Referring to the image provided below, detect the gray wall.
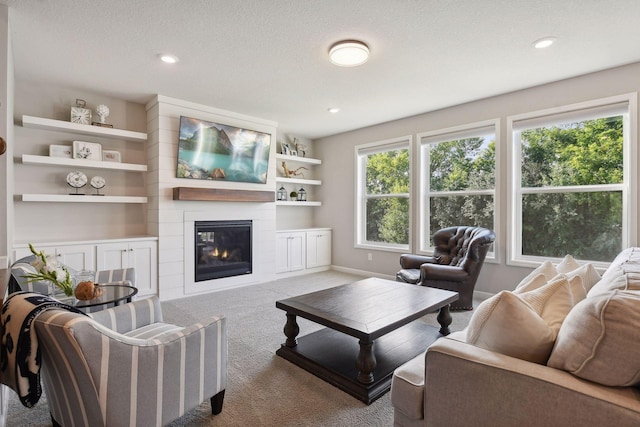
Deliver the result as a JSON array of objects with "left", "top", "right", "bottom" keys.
[{"left": 314, "top": 61, "right": 640, "bottom": 294}]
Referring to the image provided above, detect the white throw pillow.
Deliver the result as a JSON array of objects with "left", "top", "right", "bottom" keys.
[
  {"left": 564, "top": 263, "right": 601, "bottom": 294},
  {"left": 515, "top": 261, "right": 557, "bottom": 290},
  {"left": 548, "top": 290, "right": 640, "bottom": 387},
  {"left": 555, "top": 254, "right": 580, "bottom": 274},
  {"left": 466, "top": 276, "right": 574, "bottom": 364},
  {"left": 513, "top": 273, "right": 547, "bottom": 293},
  {"left": 466, "top": 291, "right": 555, "bottom": 364}
]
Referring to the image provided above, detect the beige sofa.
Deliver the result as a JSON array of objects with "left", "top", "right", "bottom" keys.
[{"left": 391, "top": 248, "right": 640, "bottom": 426}]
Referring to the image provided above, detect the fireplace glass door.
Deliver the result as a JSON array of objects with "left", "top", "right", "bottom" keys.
[{"left": 195, "top": 220, "right": 252, "bottom": 281}]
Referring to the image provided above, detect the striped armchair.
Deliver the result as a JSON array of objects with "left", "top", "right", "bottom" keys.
[{"left": 33, "top": 296, "right": 227, "bottom": 426}]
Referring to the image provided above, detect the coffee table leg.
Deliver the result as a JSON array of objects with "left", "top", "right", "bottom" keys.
[
  {"left": 356, "top": 340, "right": 376, "bottom": 384},
  {"left": 283, "top": 313, "right": 300, "bottom": 347},
  {"left": 437, "top": 305, "right": 452, "bottom": 336}
]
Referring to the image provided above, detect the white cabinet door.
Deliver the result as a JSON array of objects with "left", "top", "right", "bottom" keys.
[
  {"left": 306, "top": 230, "right": 331, "bottom": 268},
  {"left": 96, "top": 240, "right": 157, "bottom": 295},
  {"left": 54, "top": 244, "right": 95, "bottom": 272},
  {"left": 128, "top": 240, "right": 157, "bottom": 295},
  {"left": 276, "top": 232, "right": 306, "bottom": 273},
  {"left": 96, "top": 242, "right": 128, "bottom": 270}
]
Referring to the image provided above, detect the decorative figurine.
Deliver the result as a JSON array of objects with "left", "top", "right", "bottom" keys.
[{"left": 281, "top": 161, "right": 308, "bottom": 178}]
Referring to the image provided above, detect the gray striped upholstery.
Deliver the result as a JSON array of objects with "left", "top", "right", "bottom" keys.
[
  {"left": 32, "top": 296, "right": 227, "bottom": 426},
  {"left": 94, "top": 268, "right": 136, "bottom": 286}
]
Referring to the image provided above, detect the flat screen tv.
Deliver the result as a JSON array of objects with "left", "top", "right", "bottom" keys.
[{"left": 176, "top": 116, "right": 271, "bottom": 184}]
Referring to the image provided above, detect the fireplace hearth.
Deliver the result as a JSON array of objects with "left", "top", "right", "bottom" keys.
[{"left": 195, "top": 220, "right": 252, "bottom": 281}]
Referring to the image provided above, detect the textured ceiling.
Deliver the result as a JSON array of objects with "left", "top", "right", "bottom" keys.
[{"left": 4, "top": 0, "right": 640, "bottom": 139}]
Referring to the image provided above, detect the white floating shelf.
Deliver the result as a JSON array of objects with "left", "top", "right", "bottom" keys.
[
  {"left": 21, "top": 194, "right": 148, "bottom": 203},
  {"left": 22, "top": 115, "right": 147, "bottom": 142},
  {"left": 22, "top": 154, "right": 147, "bottom": 172},
  {"left": 275, "top": 201, "right": 322, "bottom": 206},
  {"left": 275, "top": 154, "right": 321, "bottom": 165},
  {"left": 275, "top": 177, "right": 322, "bottom": 186}
]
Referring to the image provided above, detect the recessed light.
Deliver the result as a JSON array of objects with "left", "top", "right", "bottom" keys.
[
  {"left": 533, "top": 37, "right": 556, "bottom": 49},
  {"left": 328, "top": 107, "right": 340, "bottom": 114},
  {"left": 159, "top": 54, "right": 179, "bottom": 64},
  {"left": 329, "top": 40, "right": 369, "bottom": 67}
]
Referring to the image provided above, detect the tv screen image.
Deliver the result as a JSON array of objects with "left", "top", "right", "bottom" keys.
[{"left": 176, "top": 116, "right": 271, "bottom": 184}]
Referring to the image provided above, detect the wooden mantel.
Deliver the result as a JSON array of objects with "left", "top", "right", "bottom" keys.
[{"left": 173, "top": 187, "right": 275, "bottom": 202}]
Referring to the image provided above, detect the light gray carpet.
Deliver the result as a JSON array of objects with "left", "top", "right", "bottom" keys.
[{"left": 5, "top": 271, "right": 478, "bottom": 426}]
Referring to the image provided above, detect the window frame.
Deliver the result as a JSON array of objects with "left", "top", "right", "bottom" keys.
[
  {"left": 354, "top": 135, "right": 412, "bottom": 253},
  {"left": 507, "top": 93, "right": 638, "bottom": 268},
  {"left": 417, "top": 119, "right": 499, "bottom": 259}
]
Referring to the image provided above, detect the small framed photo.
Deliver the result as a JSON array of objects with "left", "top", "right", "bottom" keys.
[
  {"left": 290, "top": 150, "right": 297, "bottom": 156},
  {"left": 281, "top": 142, "right": 291, "bottom": 155},
  {"left": 102, "top": 150, "right": 121, "bottom": 162},
  {"left": 49, "top": 144, "right": 73, "bottom": 158},
  {"left": 73, "top": 140, "right": 102, "bottom": 161}
]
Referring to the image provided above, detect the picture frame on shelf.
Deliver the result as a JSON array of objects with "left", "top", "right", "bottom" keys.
[
  {"left": 102, "top": 150, "right": 122, "bottom": 162},
  {"left": 281, "top": 142, "right": 291, "bottom": 155},
  {"left": 49, "top": 144, "right": 73, "bottom": 158},
  {"left": 290, "top": 150, "right": 298, "bottom": 156},
  {"left": 73, "top": 140, "right": 102, "bottom": 161}
]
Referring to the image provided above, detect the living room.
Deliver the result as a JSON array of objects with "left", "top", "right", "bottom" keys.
[{"left": 2, "top": 1, "right": 640, "bottom": 426}]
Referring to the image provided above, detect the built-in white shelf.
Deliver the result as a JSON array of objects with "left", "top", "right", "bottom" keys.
[
  {"left": 275, "top": 153, "right": 322, "bottom": 165},
  {"left": 21, "top": 194, "right": 148, "bottom": 203},
  {"left": 22, "top": 115, "right": 147, "bottom": 142},
  {"left": 22, "top": 154, "right": 147, "bottom": 172},
  {"left": 275, "top": 201, "right": 322, "bottom": 207},
  {"left": 275, "top": 177, "right": 322, "bottom": 186}
]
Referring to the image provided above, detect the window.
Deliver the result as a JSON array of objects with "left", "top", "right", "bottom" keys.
[
  {"left": 419, "top": 121, "right": 498, "bottom": 253},
  {"left": 355, "top": 136, "right": 411, "bottom": 251},
  {"left": 509, "top": 94, "right": 636, "bottom": 264}
]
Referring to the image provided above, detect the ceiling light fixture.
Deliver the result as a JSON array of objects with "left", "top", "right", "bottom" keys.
[
  {"left": 533, "top": 37, "right": 556, "bottom": 49},
  {"left": 328, "top": 107, "right": 340, "bottom": 114},
  {"left": 159, "top": 54, "right": 179, "bottom": 64},
  {"left": 329, "top": 40, "right": 370, "bottom": 67}
]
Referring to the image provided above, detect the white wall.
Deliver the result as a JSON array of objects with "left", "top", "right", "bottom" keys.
[{"left": 314, "top": 62, "right": 640, "bottom": 294}]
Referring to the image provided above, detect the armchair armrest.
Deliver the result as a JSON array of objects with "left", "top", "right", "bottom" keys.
[
  {"left": 399, "top": 253, "right": 438, "bottom": 269},
  {"left": 425, "top": 338, "right": 640, "bottom": 426},
  {"left": 420, "top": 263, "right": 469, "bottom": 282}
]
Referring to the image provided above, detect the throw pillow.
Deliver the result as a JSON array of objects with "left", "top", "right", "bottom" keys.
[
  {"left": 564, "top": 263, "right": 601, "bottom": 294},
  {"left": 512, "top": 273, "right": 547, "bottom": 293},
  {"left": 555, "top": 254, "right": 580, "bottom": 274},
  {"left": 466, "top": 291, "right": 555, "bottom": 364},
  {"left": 466, "top": 276, "right": 574, "bottom": 364},
  {"left": 548, "top": 290, "right": 640, "bottom": 387},
  {"left": 514, "top": 261, "right": 557, "bottom": 290}
]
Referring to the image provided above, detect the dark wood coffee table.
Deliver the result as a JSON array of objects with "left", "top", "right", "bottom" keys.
[{"left": 275, "top": 277, "right": 458, "bottom": 404}]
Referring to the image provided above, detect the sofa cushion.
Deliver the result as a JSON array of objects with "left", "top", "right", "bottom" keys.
[
  {"left": 588, "top": 270, "right": 640, "bottom": 297},
  {"left": 513, "top": 273, "right": 547, "bottom": 293},
  {"left": 548, "top": 290, "right": 640, "bottom": 387},
  {"left": 391, "top": 351, "right": 425, "bottom": 420},
  {"left": 466, "top": 276, "right": 574, "bottom": 364}
]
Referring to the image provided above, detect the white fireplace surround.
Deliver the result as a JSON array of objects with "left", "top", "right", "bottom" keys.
[{"left": 183, "top": 209, "right": 273, "bottom": 295}]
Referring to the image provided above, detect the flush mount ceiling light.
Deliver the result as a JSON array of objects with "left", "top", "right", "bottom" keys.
[
  {"left": 533, "top": 37, "right": 557, "bottom": 49},
  {"left": 328, "top": 107, "right": 340, "bottom": 114},
  {"left": 329, "top": 40, "right": 370, "bottom": 67},
  {"left": 159, "top": 53, "right": 179, "bottom": 64}
]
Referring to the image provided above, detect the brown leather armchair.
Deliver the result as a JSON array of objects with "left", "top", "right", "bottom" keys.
[{"left": 396, "top": 226, "right": 496, "bottom": 310}]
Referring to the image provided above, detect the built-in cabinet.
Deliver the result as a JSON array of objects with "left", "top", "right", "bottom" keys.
[
  {"left": 275, "top": 154, "right": 322, "bottom": 206},
  {"left": 13, "top": 238, "right": 158, "bottom": 296},
  {"left": 276, "top": 231, "right": 306, "bottom": 273},
  {"left": 276, "top": 228, "right": 331, "bottom": 275}
]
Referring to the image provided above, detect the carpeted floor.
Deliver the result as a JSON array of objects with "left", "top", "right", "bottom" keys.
[{"left": 4, "top": 271, "right": 477, "bottom": 426}]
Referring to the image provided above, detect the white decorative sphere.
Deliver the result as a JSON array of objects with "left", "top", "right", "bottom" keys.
[{"left": 95, "top": 104, "right": 110, "bottom": 123}]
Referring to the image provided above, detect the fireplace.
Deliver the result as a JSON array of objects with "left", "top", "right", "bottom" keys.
[{"left": 195, "top": 220, "right": 252, "bottom": 281}]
